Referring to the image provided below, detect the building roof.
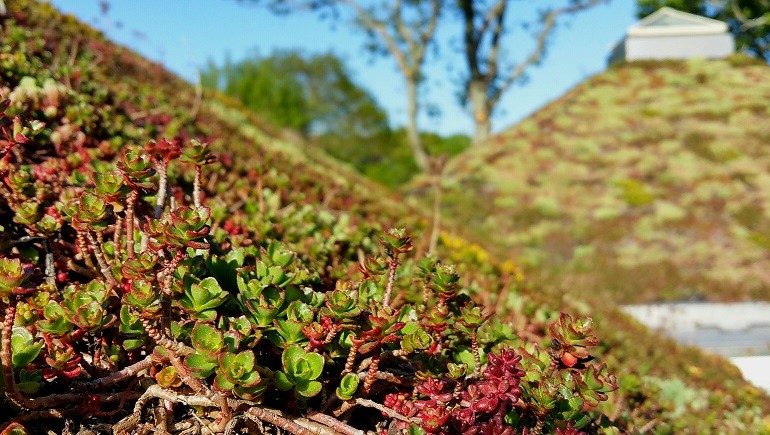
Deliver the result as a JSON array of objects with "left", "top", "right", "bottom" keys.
[{"left": 628, "top": 7, "right": 729, "bottom": 37}]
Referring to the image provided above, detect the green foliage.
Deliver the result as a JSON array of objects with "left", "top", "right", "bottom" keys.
[
  {"left": 615, "top": 178, "right": 655, "bottom": 206},
  {"left": 179, "top": 277, "right": 229, "bottom": 320},
  {"left": 202, "top": 53, "right": 311, "bottom": 131},
  {"left": 203, "top": 51, "right": 388, "bottom": 137},
  {"left": 636, "top": 0, "right": 705, "bottom": 17},
  {"left": 215, "top": 350, "right": 264, "bottom": 399},
  {"left": 203, "top": 51, "right": 470, "bottom": 187},
  {"left": 0, "top": 258, "right": 28, "bottom": 299},
  {"left": 274, "top": 345, "right": 325, "bottom": 398},
  {"left": 186, "top": 323, "right": 224, "bottom": 378},
  {"left": 11, "top": 327, "right": 43, "bottom": 368},
  {"left": 0, "top": 3, "right": 764, "bottom": 433},
  {"left": 335, "top": 372, "right": 360, "bottom": 400},
  {"left": 61, "top": 280, "right": 113, "bottom": 330},
  {"left": 323, "top": 128, "right": 471, "bottom": 187}
]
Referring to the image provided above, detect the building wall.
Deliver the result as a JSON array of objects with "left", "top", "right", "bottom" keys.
[{"left": 626, "top": 33, "right": 734, "bottom": 60}]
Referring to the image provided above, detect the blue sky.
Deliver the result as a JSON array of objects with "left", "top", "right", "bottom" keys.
[{"left": 49, "top": 0, "right": 637, "bottom": 136}]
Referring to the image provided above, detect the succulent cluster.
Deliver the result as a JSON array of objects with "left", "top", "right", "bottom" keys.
[
  {"left": 2, "top": 2, "right": 765, "bottom": 433},
  {"left": 0, "top": 94, "right": 617, "bottom": 433}
]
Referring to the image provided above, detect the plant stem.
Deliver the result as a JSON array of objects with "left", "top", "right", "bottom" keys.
[
  {"left": 112, "top": 215, "right": 122, "bottom": 258},
  {"left": 161, "top": 250, "right": 185, "bottom": 296},
  {"left": 193, "top": 165, "right": 202, "bottom": 208},
  {"left": 256, "top": 175, "right": 265, "bottom": 215},
  {"left": 139, "top": 318, "right": 191, "bottom": 355},
  {"left": 306, "top": 412, "right": 363, "bottom": 435},
  {"left": 78, "top": 355, "right": 153, "bottom": 389},
  {"left": 363, "top": 354, "right": 380, "bottom": 394},
  {"left": 66, "top": 259, "right": 97, "bottom": 278},
  {"left": 343, "top": 341, "right": 359, "bottom": 375},
  {"left": 354, "top": 398, "right": 417, "bottom": 423},
  {"left": 428, "top": 173, "right": 442, "bottom": 255},
  {"left": 453, "top": 380, "right": 463, "bottom": 400},
  {"left": 86, "top": 232, "right": 117, "bottom": 287},
  {"left": 76, "top": 232, "right": 96, "bottom": 269},
  {"left": 43, "top": 240, "right": 55, "bottom": 288},
  {"left": 471, "top": 331, "right": 481, "bottom": 377},
  {"left": 125, "top": 190, "right": 138, "bottom": 259},
  {"left": 244, "top": 407, "right": 315, "bottom": 435},
  {"left": 531, "top": 418, "right": 544, "bottom": 435},
  {"left": 356, "top": 370, "right": 413, "bottom": 386},
  {"left": 154, "top": 161, "right": 168, "bottom": 219},
  {"left": 1, "top": 300, "right": 91, "bottom": 410},
  {"left": 382, "top": 256, "right": 399, "bottom": 307},
  {"left": 1, "top": 298, "right": 24, "bottom": 408},
  {"left": 433, "top": 331, "right": 444, "bottom": 354}
]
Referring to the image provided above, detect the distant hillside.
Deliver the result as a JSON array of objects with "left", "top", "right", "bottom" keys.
[{"left": 437, "top": 58, "right": 770, "bottom": 303}]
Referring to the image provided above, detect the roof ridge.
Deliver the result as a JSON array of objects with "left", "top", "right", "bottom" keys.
[{"left": 633, "top": 6, "right": 729, "bottom": 30}]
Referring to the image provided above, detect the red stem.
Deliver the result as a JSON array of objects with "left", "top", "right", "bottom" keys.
[
  {"left": 125, "top": 190, "right": 138, "bottom": 259},
  {"left": 363, "top": 354, "right": 380, "bottom": 394},
  {"left": 343, "top": 341, "right": 359, "bottom": 375}
]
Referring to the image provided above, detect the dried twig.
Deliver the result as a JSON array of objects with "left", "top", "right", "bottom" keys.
[
  {"left": 306, "top": 411, "right": 364, "bottom": 435},
  {"left": 354, "top": 398, "right": 417, "bottom": 423},
  {"left": 86, "top": 232, "right": 117, "bottom": 286},
  {"left": 78, "top": 355, "right": 153, "bottom": 390}
]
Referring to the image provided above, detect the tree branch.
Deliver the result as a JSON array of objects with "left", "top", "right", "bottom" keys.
[
  {"left": 341, "top": 0, "right": 410, "bottom": 76},
  {"left": 490, "top": 0, "right": 604, "bottom": 106}
]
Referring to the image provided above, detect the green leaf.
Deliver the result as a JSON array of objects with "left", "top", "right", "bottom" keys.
[
  {"left": 187, "top": 277, "right": 228, "bottom": 312},
  {"left": 17, "top": 369, "right": 42, "bottom": 395},
  {"left": 123, "top": 338, "right": 144, "bottom": 351},
  {"left": 454, "top": 349, "right": 477, "bottom": 372},
  {"left": 233, "top": 350, "right": 255, "bottom": 372},
  {"left": 0, "top": 258, "right": 27, "bottom": 298},
  {"left": 303, "top": 351, "right": 324, "bottom": 380},
  {"left": 38, "top": 301, "right": 73, "bottom": 335},
  {"left": 215, "top": 373, "right": 236, "bottom": 391},
  {"left": 274, "top": 371, "right": 293, "bottom": 391},
  {"left": 335, "top": 373, "right": 359, "bottom": 400},
  {"left": 296, "top": 379, "right": 322, "bottom": 398},
  {"left": 282, "top": 345, "right": 305, "bottom": 373},
  {"left": 11, "top": 327, "right": 43, "bottom": 368},
  {"left": 185, "top": 352, "right": 218, "bottom": 378},
  {"left": 191, "top": 323, "right": 223, "bottom": 355}
]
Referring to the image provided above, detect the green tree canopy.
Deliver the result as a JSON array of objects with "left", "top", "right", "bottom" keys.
[
  {"left": 202, "top": 53, "right": 310, "bottom": 131},
  {"left": 202, "top": 50, "right": 470, "bottom": 187},
  {"left": 636, "top": 0, "right": 770, "bottom": 59},
  {"left": 201, "top": 51, "right": 389, "bottom": 137}
]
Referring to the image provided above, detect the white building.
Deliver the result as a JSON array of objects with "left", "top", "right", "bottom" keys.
[{"left": 609, "top": 7, "right": 734, "bottom": 64}]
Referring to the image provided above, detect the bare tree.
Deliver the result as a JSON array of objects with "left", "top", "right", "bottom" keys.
[
  {"left": 457, "top": 0, "right": 605, "bottom": 144},
  {"left": 264, "top": 0, "right": 443, "bottom": 171}
]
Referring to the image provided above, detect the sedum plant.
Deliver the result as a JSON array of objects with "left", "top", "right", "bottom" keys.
[
  {"left": 0, "top": 4, "right": 764, "bottom": 432},
  {"left": 274, "top": 345, "right": 325, "bottom": 399},
  {"left": 0, "top": 13, "right": 622, "bottom": 431},
  {"left": 0, "top": 104, "right": 617, "bottom": 432}
]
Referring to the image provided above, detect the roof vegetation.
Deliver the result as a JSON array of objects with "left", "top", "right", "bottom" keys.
[{"left": 0, "top": 1, "right": 767, "bottom": 433}]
